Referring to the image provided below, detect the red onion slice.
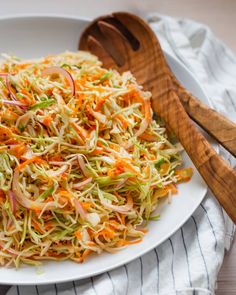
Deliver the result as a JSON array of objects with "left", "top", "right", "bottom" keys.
[
  {"left": 73, "top": 177, "right": 92, "bottom": 189},
  {"left": 115, "top": 177, "right": 128, "bottom": 189},
  {"left": 5, "top": 76, "right": 18, "bottom": 101},
  {"left": 77, "top": 155, "right": 91, "bottom": 178},
  {"left": 74, "top": 199, "right": 87, "bottom": 219},
  {"left": 0, "top": 241, "right": 33, "bottom": 257},
  {"left": 12, "top": 170, "right": 57, "bottom": 210},
  {"left": 42, "top": 66, "right": 75, "bottom": 96},
  {"left": 100, "top": 195, "right": 133, "bottom": 214},
  {"left": 0, "top": 73, "right": 8, "bottom": 77},
  {"left": 2, "top": 99, "right": 26, "bottom": 107},
  {"left": 0, "top": 73, "right": 27, "bottom": 111},
  {"left": 0, "top": 73, "right": 14, "bottom": 100}
]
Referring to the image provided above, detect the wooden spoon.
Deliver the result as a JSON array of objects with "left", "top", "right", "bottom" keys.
[
  {"left": 172, "top": 73, "right": 236, "bottom": 157},
  {"left": 79, "top": 13, "right": 236, "bottom": 158},
  {"left": 79, "top": 12, "right": 236, "bottom": 222}
]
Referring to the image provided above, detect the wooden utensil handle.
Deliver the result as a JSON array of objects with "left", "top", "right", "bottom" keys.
[
  {"left": 152, "top": 85, "right": 236, "bottom": 223},
  {"left": 173, "top": 79, "right": 236, "bottom": 157}
]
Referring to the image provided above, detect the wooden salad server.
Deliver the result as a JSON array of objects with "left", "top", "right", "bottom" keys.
[
  {"left": 79, "top": 12, "right": 236, "bottom": 223},
  {"left": 80, "top": 13, "right": 236, "bottom": 158},
  {"left": 172, "top": 75, "right": 236, "bottom": 157}
]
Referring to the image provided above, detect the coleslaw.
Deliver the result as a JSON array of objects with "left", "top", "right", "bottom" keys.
[{"left": 0, "top": 51, "right": 192, "bottom": 267}]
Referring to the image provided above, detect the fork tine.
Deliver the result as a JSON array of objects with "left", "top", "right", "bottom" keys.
[
  {"left": 79, "top": 22, "right": 105, "bottom": 51},
  {"left": 113, "top": 12, "right": 155, "bottom": 48},
  {"left": 97, "top": 16, "right": 140, "bottom": 51},
  {"left": 97, "top": 21, "right": 131, "bottom": 67},
  {"left": 86, "top": 35, "right": 117, "bottom": 69}
]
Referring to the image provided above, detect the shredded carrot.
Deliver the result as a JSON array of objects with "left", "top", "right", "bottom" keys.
[
  {"left": 9, "top": 144, "right": 27, "bottom": 159},
  {"left": 0, "top": 110, "right": 18, "bottom": 121},
  {"left": 107, "top": 166, "right": 124, "bottom": 177},
  {"left": 75, "top": 230, "right": 82, "bottom": 240},
  {"left": 139, "top": 228, "right": 148, "bottom": 234},
  {"left": 32, "top": 219, "right": 45, "bottom": 234},
  {"left": 109, "top": 220, "right": 120, "bottom": 229},
  {"left": 0, "top": 146, "right": 8, "bottom": 152},
  {"left": 175, "top": 167, "right": 193, "bottom": 182},
  {"left": 45, "top": 222, "right": 53, "bottom": 230},
  {"left": 0, "top": 126, "right": 13, "bottom": 141},
  {"left": 160, "top": 163, "right": 170, "bottom": 176},
  {"left": 16, "top": 156, "right": 46, "bottom": 171},
  {"left": 166, "top": 184, "right": 178, "bottom": 194},
  {"left": 81, "top": 249, "right": 92, "bottom": 262},
  {"left": 139, "top": 133, "right": 157, "bottom": 142},
  {"left": 43, "top": 116, "right": 53, "bottom": 126},
  {"left": 153, "top": 188, "right": 168, "bottom": 198},
  {"left": 115, "top": 114, "right": 129, "bottom": 129},
  {"left": 144, "top": 165, "right": 151, "bottom": 178},
  {"left": 117, "top": 238, "right": 142, "bottom": 247},
  {"left": 95, "top": 97, "right": 106, "bottom": 111},
  {"left": 120, "top": 214, "right": 126, "bottom": 225},
  {"left": 0, "top": 190, "right": 5, "bottom": 202},
  {"left": 115, "top": 159, "right": 141, "bottom": 176},
  {"left": 123, "top": 238, "right": 142, "bottom": 245},
  {"left": 48, "top": 155, "right": 62, "bottom": 162},
  {"left": 95, "top": 227, "right": 115, "bottom": 239},
  {"left": 89, "top": 148, "right": 104, "bottom": 155},
  {"left": 70, "top": 122, "right": 89, "bottom": 141},
  {"left": 17, "top": 63, "right": 30, "bottom": 69},
  {"left": 80, "top": 202, "right": 92, "bottom": 211},
  {"left": 21, "top": 88, "right": 35, "bottom": 104},
  {"left": 59, "top": 190, "right": 71, "bottom": 199}
]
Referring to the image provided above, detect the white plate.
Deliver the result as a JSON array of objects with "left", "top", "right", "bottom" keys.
[{"left": 0, "top": 15, "right": 209, "bottom": 285}]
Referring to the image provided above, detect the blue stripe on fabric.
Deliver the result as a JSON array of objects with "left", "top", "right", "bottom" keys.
[
  {"left": 192, "top": 216, "right": 210, "bottom": 289},
  {"left": 54, "top": 284, "right": 58, "bottom": 295},
  {"left": 140, "top": 257, "right": 143, "bottom": 295},
  {"left": 200, "top": 204, "right": 218, "bottom": 251},
  {"left": 107, "top": 272, "right": 115, "bottom": 295},
  {"left": 124, "top": 265, "right": 129, "bottom": 295},
  {"left": 91, "top": 277, "right": 98, "bottom": 295},
  {"left": 35, "top": 286, "right": 39, "bottom": 295},
  {"left": 169, "top": 238, "right": 176, "bottom": 290},
  {"left": 154, "top": 248, "right": 160, "bottom": 294},
  {"left": 72, "top": 281, "right": 78, "bottom": 295},
  {"left": 225, "top": 90, "right": 236, "bottom": 111},
  {"left": 181, "top": 227, "right": 192, "bottom": 287}
]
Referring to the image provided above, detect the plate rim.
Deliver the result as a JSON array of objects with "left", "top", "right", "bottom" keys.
[{"left": 0, "top": 14, "right": 209, "bottom": 285}]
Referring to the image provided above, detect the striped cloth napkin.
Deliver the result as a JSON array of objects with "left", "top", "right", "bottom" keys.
[{"left": 7, "top": 15, "right": 236, "bottom": 295}]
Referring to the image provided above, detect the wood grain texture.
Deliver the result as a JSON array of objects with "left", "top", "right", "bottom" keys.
[
  {"left": 79, "top": 12, "right": 236, "bottom": 223},
  {"left": 172, "top": 76, "right": 236, "bottom": 158}
]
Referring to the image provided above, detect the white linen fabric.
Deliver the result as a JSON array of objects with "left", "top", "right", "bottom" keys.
[{"left": 6, "top": 15, "right": 236, "bottom": 295}]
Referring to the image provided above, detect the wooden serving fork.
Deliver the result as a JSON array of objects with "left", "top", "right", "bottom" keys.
[{"left": 79, "top": 12, "right": 236, "bottom": 222}]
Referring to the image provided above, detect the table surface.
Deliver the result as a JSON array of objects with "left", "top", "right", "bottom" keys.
[{"left": 0, "top": 1, "right": 235, "bottom": 294}]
